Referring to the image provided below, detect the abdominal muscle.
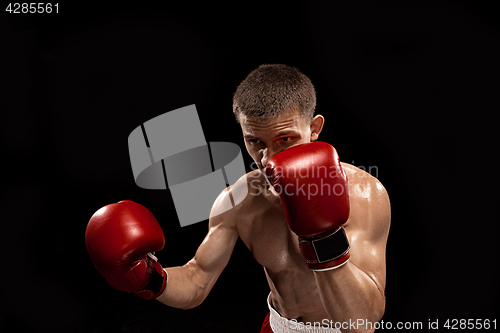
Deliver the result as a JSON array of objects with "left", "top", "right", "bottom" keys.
[
  {"left": 263, "top": 247, "right": 331, "bottom": 323},
  {"left": 236, "top": 172, "right": 331, "bottom": 323}
]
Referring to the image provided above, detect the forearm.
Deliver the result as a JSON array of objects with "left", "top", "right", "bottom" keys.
[
  {"left": 314, "top": 262, "right": 385, "bottom": 333},
  {"left": 156, "top": 260, "right": 211, "bottom": 310}
]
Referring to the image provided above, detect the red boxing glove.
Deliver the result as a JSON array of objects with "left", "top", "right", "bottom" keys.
[
  {"left": 85, "top": 200, "right": 167, "bottom": 299},
  {"left": 266, "top": 141, "right": 350, "bottom": 271}
]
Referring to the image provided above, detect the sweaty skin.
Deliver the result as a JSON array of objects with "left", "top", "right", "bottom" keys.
[{"left": 157, "top": 109, "right": 391, "bottom": 332}]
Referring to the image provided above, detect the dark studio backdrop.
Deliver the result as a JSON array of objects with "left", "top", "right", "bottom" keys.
[{"left": 0, "top": 1, "right": 498, "bottom": 332}]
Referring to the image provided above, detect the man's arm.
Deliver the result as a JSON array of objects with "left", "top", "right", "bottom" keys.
[
  {"left": 314, "top": 173, "right": 390, "bottom": 332},
  {"left": 156, "top": 188, "right": 239, "bottom": 310},
  {"left": 266, "top": 142, "right": 390, "bottom": 333}
]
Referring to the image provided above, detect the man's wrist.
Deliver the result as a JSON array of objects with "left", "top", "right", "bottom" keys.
[
  {"left": 133, "top": 253, "right": 168, "bottom": 300},
  {"left": 299, "top": 227, "right": 350, "bottom": 271}
]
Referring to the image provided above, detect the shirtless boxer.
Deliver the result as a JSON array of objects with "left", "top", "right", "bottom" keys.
[{"left": 86, "top": 64, "right": 391, "bottom": 333}]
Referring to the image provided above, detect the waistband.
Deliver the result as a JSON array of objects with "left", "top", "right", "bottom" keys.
[{"left": 267, "top": 293, "right": 342, "bottom": 333}]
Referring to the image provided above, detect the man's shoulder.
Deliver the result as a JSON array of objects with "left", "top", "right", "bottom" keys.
[
  {"left": 341, "top": 162, "right": 387, "bottom": 196},
  {"left": 341, "top": 162, "right": 391, "bottom": 233}
]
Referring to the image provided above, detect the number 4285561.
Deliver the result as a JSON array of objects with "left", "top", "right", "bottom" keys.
[{"left": 6, "top": 3, "right": 59, "bottom": 13}]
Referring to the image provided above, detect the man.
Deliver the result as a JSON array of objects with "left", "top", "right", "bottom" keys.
[{"left": 86, "top": 64, "right": 391, "bottom": 333}]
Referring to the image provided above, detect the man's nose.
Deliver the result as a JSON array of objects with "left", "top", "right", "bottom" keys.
[
  {"left": 260, "top": 149, "right": 268, "bottom": 168},
  {"left": 261, "top": 148, "right": 278, "bottom": 168}
]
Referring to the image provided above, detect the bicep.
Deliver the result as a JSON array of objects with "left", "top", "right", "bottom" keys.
[
  {"left": 191, "top": 219, "right": 238, "bottom": 282},
  {"left": 187, "top": 189, "right": 239, "bottom": 291},
  {"left": 159, "top": 190, "right": 239, "bottom": 309}
]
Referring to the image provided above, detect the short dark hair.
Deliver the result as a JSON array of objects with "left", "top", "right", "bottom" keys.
[{"left": 232, "top": 64, "right": 316, "bottom": 123}]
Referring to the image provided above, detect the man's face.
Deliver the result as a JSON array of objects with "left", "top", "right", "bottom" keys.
[{"left": 240, "top": 109, "right": 317, "bottom": 173}]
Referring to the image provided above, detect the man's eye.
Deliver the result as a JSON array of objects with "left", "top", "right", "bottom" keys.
[
  {"left": 279, "top": 137, "right": 292, "bottom": 143},
  {"left": 248, "top": 139, "right": 261, "bottom": 144}
]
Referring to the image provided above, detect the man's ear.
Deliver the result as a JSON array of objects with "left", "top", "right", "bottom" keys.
[{"left": 310, "top": 114, "right": 325, "bottom": 141}]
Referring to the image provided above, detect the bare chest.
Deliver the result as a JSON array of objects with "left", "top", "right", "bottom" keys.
[
  {"left": 237, "top": 195, "right": 299, "bottom": 268},
  {"left": 235, "top": 193, "right": 328, "bottom": 319},
  {"left": 235, "top": 193, "right": 322, "bottom": 304}
]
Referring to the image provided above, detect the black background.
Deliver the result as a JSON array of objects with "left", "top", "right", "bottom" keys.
[{"left": 0, "top": 1, "right": 498, "bottom": 332}]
